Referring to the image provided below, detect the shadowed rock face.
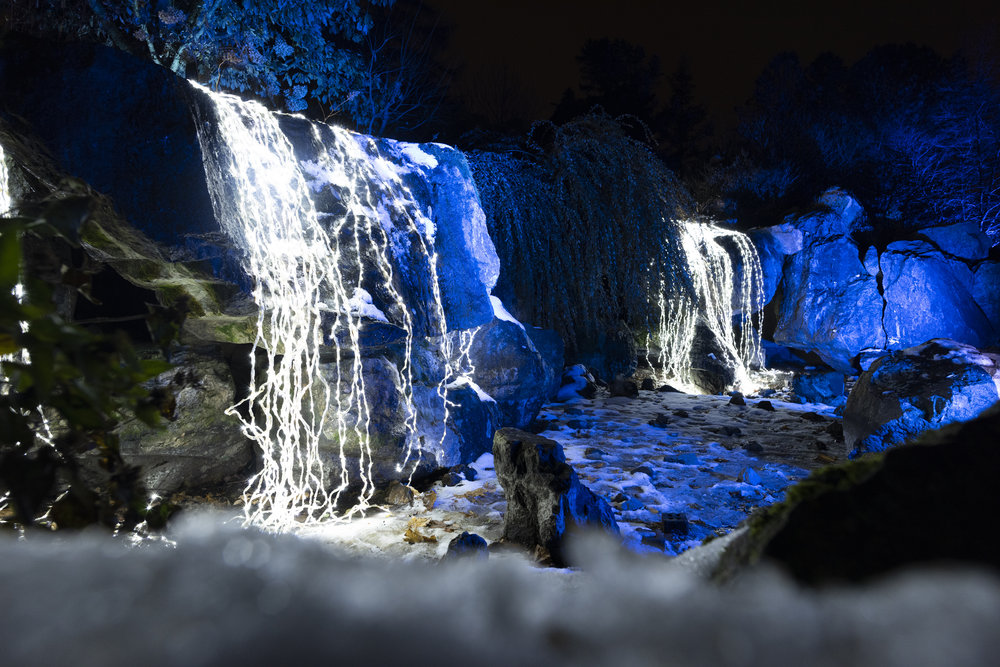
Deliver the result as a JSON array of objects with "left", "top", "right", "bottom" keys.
[
  {"left": 843, "top": 339, "right": 1000, "bottom": 456},
  {"left": 492, "top": 428, "right": 619, "bottom": 566}
]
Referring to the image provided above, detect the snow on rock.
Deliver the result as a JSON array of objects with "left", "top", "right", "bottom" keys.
[
  {"left": 844, "top": 338, "right": 1000, "bottom": 456},
  {"left": 490, "top": 295, "right": 525, "bottom": 331},
  {"left": 555, "top": 364, "right": 596, "bottom": 402},
  {"left": 2, "top": 514, "right": 1000, "bottom": 667}
]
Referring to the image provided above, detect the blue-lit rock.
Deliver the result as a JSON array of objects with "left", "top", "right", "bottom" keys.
[
  {"left": 973, "top": 261, "right": 1000, "bottom": 335},
  {"left": 764, "top": 189, "right": 885, "bottom": 372},
  {"left": 773, "top": 236, "right": 884, "bottom": 373},
  {"left": 466, "top": 317, "right": 554, "bottom": 429},
  {"left": 880, "top": 240, "right": 994, "bottom": 350},
  {"left": 843, "top": 339, "right": 1000, "bottom": 456},
  {"left": 917, "top": 222, "right": 991, "bottom": 261}
]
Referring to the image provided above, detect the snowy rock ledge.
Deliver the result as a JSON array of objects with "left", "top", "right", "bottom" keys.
[{"left": 2, "top": 516, "right": 1000, "bottom": 667}]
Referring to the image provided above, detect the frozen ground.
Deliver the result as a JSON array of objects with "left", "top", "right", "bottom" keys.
[{"left": 298, "top": 387, "right": 843, "bottom": 559}]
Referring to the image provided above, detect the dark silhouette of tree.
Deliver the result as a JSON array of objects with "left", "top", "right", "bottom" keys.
[
  {"left": 459, "top": 62, "right": 539, "bottom": 134},
  {"left": 552, "top": 38, "right": 661, "bottom": 123},
  {"left": 656, "top": 58, "right": 711, "bottom": 177},
  {"left": 726, "top": 44, "right": 1000, "bottom": 242},
  {"left": 345, "top": 0, "right": 452, "bottom": 139},
  {"left": 2, "top": 0, "right": 396, "bottom": 116}
]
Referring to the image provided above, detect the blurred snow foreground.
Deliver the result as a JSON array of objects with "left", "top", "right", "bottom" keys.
[{"left": 2, "top": 515, "right": 999, "bottom": 667}]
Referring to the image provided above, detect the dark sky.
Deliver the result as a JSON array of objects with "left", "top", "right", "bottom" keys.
[{"left": 425, "top": 0, "right": 1000, "bottom": 126}]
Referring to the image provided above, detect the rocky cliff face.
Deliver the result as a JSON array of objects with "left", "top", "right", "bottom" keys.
[
  {"left": 0, "top": 36, "right": 559, "bottom": 501},
  {"left": 752, "top": 188, "right": 998, "bottom": 373}
]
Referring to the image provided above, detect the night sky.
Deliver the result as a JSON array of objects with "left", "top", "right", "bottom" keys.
[{"left": 425, "top": 0, "right": 1000, "bottom": 127}]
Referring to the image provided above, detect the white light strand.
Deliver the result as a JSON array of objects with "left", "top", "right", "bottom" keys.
[
  {"left": 649, "top": 220, "right": 764, "bottom": 393},
  {"left": 0, "top": 142, "right": 10, "bottom": 215},
  {"left": 192, "top": 85, "right": 460, "bottom": 531}
]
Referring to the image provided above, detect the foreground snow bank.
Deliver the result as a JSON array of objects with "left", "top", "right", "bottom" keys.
[{"left": 2, "top": 514, "right": 999, "bottom": 667}]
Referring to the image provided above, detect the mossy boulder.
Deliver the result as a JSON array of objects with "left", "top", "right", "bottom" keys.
[{"left": 715, "top": 402, "right": 1000, "bottom": 585}]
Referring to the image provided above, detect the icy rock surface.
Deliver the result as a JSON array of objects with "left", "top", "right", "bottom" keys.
[{"left": 2, "top": 516, "right": 1000, "bottom": 667}]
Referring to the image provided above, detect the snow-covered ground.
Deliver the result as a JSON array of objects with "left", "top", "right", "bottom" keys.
[{"left": 298, "top": 388, "right": 843, "bottom": 559}]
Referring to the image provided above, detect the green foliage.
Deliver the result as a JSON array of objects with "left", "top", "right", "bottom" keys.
[
  {"left": 469, "top": 112, "right": 696, "bottom": 362},
  {"left": 0, "top": 187, "right": 181, "bottom": 531}
]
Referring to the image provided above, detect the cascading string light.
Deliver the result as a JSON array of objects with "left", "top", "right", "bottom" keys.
[
  {"left": 649, "top": 219, "right": 764, "bottom": 393},
  {"left": 193, "top": 85, "right": 461, "bottom": 531}
]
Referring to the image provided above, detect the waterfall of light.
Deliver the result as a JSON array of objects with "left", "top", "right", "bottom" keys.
[
  {"left": 650, "top": 220, "right": 764, "bottom": 393},
  {"left": 0, "top": 143, "right": 10, "bottom": 215},
  {"left": 192, "top": 85, "right": 458, "bottom": 531}
]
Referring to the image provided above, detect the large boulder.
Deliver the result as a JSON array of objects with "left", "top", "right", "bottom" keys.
[
  {"left": 763, "top": 188, "right": 997, "bottom": 370},
  {"left": 715, "top": 402, "right": 1000, "bottom": 585},
  {"left": 843, "top": 339, "right": 1000, "bottom": 456},
  {"left": 773, "top": 235, "right": 884, "bottom": 373},
  {"left": 880, "top": 240, "right": 994, "bottom": 349},
  {"left": 917, "top": 222, "right": 991, "bottom": 261},
  {"left": 113, "top": 350, "right": 254, "bottom": 495},
  {"left": 465, "top": 313, "right": 552, "bottom": 429},
  {"left": 492, "top": 428, "right": 619, "bottom": 566}
]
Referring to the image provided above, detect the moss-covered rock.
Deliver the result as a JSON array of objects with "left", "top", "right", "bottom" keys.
[{"left": 715, "top": 402, "right": 1000, "bottom": 585}]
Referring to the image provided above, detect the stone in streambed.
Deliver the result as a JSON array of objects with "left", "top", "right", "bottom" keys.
[{"left": 492, "top": 428, "right": 619, "bottom": 566}]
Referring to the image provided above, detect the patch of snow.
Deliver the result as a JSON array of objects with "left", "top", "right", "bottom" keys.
[
  {"left": 447, "top": 376, "right": 497, "bottom": 404},
  {"left": 490, "top": 296, "right": 525, "bottom": 331},
  {"left": 346, "top": 287, "right": 388, "bottom": 323}
]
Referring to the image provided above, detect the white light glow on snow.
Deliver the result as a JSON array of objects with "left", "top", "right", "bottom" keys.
[{"left": 651, "top": 220, "right": 764, "bottom": 393}]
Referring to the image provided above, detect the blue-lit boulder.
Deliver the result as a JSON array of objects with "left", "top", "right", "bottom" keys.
[
  {"left": 493, "top": 428, "right": 619, "bottom": 566},
  {"left": 973, "top": 261, "right": 1000, "bottom": 335},
  {"left": 466, "top": 310, "right": 557, "bottom": 429},
  {"left": 765, "top": 189, "right": 885, "bottom": 373},
  {"left": 773, "top": 237, "right": 884, "bottom": 373},
  {"left": 880, "top": 240, "right": 994, "bottom": 350},
  {"left": 843, "top": 339, "right": 1000, "bottom": 456},
  {"left": 917, "top": 222, "right": 991, "bottom": 261}
]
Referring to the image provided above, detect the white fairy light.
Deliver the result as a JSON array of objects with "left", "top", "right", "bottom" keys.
[
  {"left": 192, "top": 85, "right": 459, "bottom": 531},
  {"left": 649, "top": 220, "right": 764, "bottom": 393}
]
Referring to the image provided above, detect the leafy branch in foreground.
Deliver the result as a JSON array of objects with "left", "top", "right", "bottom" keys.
[{"left": 0, "top": 186, "right": 182, "bottom": 531}]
